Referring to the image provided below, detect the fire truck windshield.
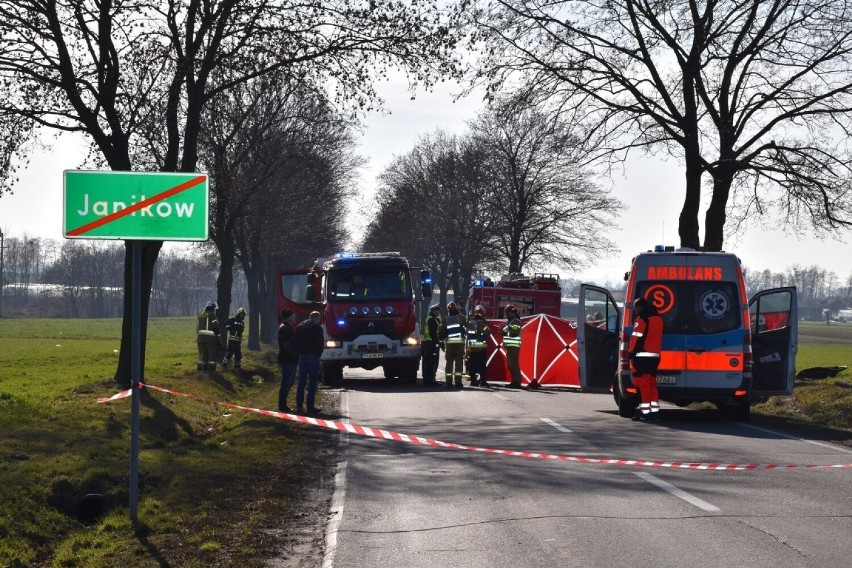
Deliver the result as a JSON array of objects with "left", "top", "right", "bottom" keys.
[{"left": 327, "top": 269, "right": 411, "bottom": 301}]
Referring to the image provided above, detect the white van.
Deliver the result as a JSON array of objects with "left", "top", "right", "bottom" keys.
[{"left": 576, "top": 246, "right": 798, "bottom": 420}]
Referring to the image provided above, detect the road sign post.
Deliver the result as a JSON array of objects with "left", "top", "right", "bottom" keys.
[{"left": 64, "top": 170, "right": 209, "bottom": 523}]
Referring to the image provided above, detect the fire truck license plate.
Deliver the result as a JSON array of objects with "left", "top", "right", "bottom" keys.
[
  {"left": 362, "top": 353, "right": 383, "bottom": 359},
  {"left": 656, "top": 375, "right": 677, "bottom": 384}
]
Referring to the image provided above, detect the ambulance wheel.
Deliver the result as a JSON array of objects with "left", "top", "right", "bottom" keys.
[
  {"left": 615, "top": 388, "right": 639, "bottom": 418},
  {"left": 322, "top": 362, "right": 343, "bottom": 387},
  {"left": 730, "top": 401, "right": 751, "bottom": 421}
]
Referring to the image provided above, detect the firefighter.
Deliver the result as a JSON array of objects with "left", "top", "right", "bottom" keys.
[
  {"left": 220, "top": 307, "right": 247, "bottom": 369},
  {"left": 502, "top": 304, "right": 523, "bottom": 388},
  {"left": 421, "top": 303, "right": 442, "bottom": 386},
  {"left": 629, "top": 296, "right": 663, "bottom": 420},
  {"left": 466, "top": 304, "right": 491, "bottom": 387},
  {"left": 196, "top": 300, "right": 221, "bottom": 371},
  {"left": 442, "top": 301, "right": 466, "bottom": 388}
]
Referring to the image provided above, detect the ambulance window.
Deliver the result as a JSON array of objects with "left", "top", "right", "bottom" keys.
[
  {"left": 634, "top": 281, "right": 740, "bottom": 334},
  {"left": 691, "top": 282, "right": 739, "bottom": 334},
  {"left": 634, "top": 282, "right": 680, "bottom": 332},
  {"left": 749, "top": 290, "right": 791, "bottom": 332}
]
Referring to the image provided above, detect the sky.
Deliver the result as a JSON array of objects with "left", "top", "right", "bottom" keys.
[{"left": 2, "top": 76, "right": 851, "bottom": 286}]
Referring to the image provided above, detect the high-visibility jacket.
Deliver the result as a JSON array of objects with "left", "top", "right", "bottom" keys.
[
  {"left": 196, "top": 310, "right": 220, "bottom": 341},
  {"left": 629, "top": 314, "right": 663, "bottom": 358},
  {"left": 223, "top": 316, "right": 245, "bottom": 343},
  {"left": 443, "top": 313, "right": 466, "bottom": 345},
  {"left": 466, "top": 315, "right": 490, "bottom": 351},
  {"left": 424, "top": 315, "right": 441, "bottom": 342},
  {"left": 502, "top": 316, "right": 522, "bottom": 349}
]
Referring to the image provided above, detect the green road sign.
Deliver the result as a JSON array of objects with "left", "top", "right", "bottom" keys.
[{"left": 64, "top": 170, "right": 209, "bottom": 240}]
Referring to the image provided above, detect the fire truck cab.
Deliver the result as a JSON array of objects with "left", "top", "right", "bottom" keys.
[{"left": 277, "top": 252, "right": 432, "bottom": 386}]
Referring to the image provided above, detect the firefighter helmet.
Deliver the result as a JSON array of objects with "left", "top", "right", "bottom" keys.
[
  {"left": 429, "top": 304, "right": 440, "bottom": 312},
  {"left": 505, "top": 304, "right": 518, "bottom": 315},
  {"left": 447, "top": 302, "right": 458, "bottom": 313},
  {"left": 205, "top": 300, "right": 218, "bottom": 311},
  {"left": 474, "top": 305, "right": 485, "bottom": 316},
  {"left": 236, "top": 307, "right": 247, "bottom": 318}
]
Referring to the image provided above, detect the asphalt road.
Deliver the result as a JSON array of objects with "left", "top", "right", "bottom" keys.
[{"left": 322, "top": 368, "right": 852, "bottom": 568}]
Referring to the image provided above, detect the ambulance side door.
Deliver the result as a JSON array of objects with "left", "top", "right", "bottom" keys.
[
  {"left": 578, "top": 284, "right": 621, "bottom": 392},
  {"left": 749, "top": 287, "right": 798, "bottom": 396}
]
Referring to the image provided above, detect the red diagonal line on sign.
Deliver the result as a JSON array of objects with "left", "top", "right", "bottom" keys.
[{"left": 67, "top": 174, "right": 206, "bottom": 236}]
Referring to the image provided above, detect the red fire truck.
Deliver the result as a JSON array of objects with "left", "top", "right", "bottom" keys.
[
  {"left": 277, "top": 252, "right": 432, "bottom": 386},
  {"left": 466, "top": 273, "right": 562, "bottom": 318}
]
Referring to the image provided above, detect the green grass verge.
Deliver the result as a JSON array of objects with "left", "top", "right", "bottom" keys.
[
  {"left": 0, "top": 317, "right": 333, "bottom": 567},
  {"left": 753, "top": 321, "right": 852, "bottom": 434}
]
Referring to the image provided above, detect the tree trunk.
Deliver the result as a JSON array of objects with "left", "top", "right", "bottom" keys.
[
  {"left": 216, "top": 243, "right": 235, "bottom": 321},
  {"left": 678, "top": 161, "right": 702, "bottom": 250},
  {"left": 704, "top": 164, "right": 734, "bottom": 252},
  {"left": 244, "top": 265, "right": 262, "bottom": 350},
  {"left": 114, "top": 240, "right": 163, "bottom": 387},
  {"left": 261, "top": 267, "right": 277, "bottom": 345}
]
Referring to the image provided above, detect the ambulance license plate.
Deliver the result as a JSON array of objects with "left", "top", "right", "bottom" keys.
[
  {"left": 362, "top": 353, "right": 383, "bottom": 359},
  {"left": 656, "top": 375, "right": 677, "bottom": 384}
]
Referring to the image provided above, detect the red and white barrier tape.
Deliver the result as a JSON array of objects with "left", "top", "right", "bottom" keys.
[{"left": 98, "top": 384, "right": 852, "bottom": 471}]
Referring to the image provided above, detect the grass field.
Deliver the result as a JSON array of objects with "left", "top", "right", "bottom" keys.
[
  {"left": 0, "top": 317, "right": 850, "bottom": 566},
  {"left": 0, "top": 317, "right": 334, "bottom": 567}
]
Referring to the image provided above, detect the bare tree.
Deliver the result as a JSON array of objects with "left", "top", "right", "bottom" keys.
[
  {"left": 470, "top": 94, "right": 620, "bottom": 273},
  {"left": 232, "top": 95, "right": 358, "bottom": 346},
  {"left": 0, "top": 0, "right": 466, "bottom": 386},
  {"left": 364, "top": 130, "right": 499, "bottom": 307},
  {"left": 469, "top": 0, "right": 852, "bottom": 251}
]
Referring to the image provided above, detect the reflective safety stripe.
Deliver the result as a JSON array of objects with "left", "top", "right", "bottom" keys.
[
  {"left": 635, "top": 352, "right": 660, "bottom": 358},
  {"left": 503, "top": 336, "right": 521, "bottom": 348},
  {"left": 639, "top": 403, "right": 651, "bottom": 415},
  {"left": 632, "top": 330, "right": 644, "bottom": 337},
  {"left": 446, "top": 323, "right": 465, "bottom": 343},
  {"left": 197, "top": 330, "right": 215, "bottom": 336}
]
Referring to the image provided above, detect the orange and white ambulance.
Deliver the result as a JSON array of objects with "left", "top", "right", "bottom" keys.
[{"left": 577, "top": 246, "right": 797, "bottom": 420}]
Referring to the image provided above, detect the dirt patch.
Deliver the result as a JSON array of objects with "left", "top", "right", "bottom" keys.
[{"left": 264, "top": 388, "right": 341, "bottom": 567}]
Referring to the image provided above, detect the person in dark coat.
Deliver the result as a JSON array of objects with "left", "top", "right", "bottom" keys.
[
  {"left": 220, "top": 307, "right": 247, "bottom": 369},
  {"left": 293, "top": 310, "right": 324, "bottom": 414},
  {"left": 277, "top": 308, "right": 299, "bottom": 412}
]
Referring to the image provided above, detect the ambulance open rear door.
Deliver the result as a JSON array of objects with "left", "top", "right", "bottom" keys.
[
  {"left": 578, "top": 284, "right": 621, "bottom": 392},
  {"left": 749, "top": 287, "right": 798, "bottom": 396}
]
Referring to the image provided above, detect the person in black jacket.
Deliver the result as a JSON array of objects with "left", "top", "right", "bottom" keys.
[
  {"left": 293, "top": 310, "right": 324, "bottom": 414},
  {"left": 220, "top": 307, "right": 247, "bottom": 369},
  {"left": 277, "top": 308, "right": 299, "bottom": 412}
]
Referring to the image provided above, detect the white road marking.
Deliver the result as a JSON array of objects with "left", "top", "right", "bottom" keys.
[
  {"left": 323, "top": 393, "right": 349, "bottom": 568},
  {"left": 634, "top": 472, "right": 721, "bottom": 512},
  {"left": 738, "top": 423, "right": 852, "bottom": 454},
  {"left": 541, "top": 417, "right": 573, "bottom": 433}
]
